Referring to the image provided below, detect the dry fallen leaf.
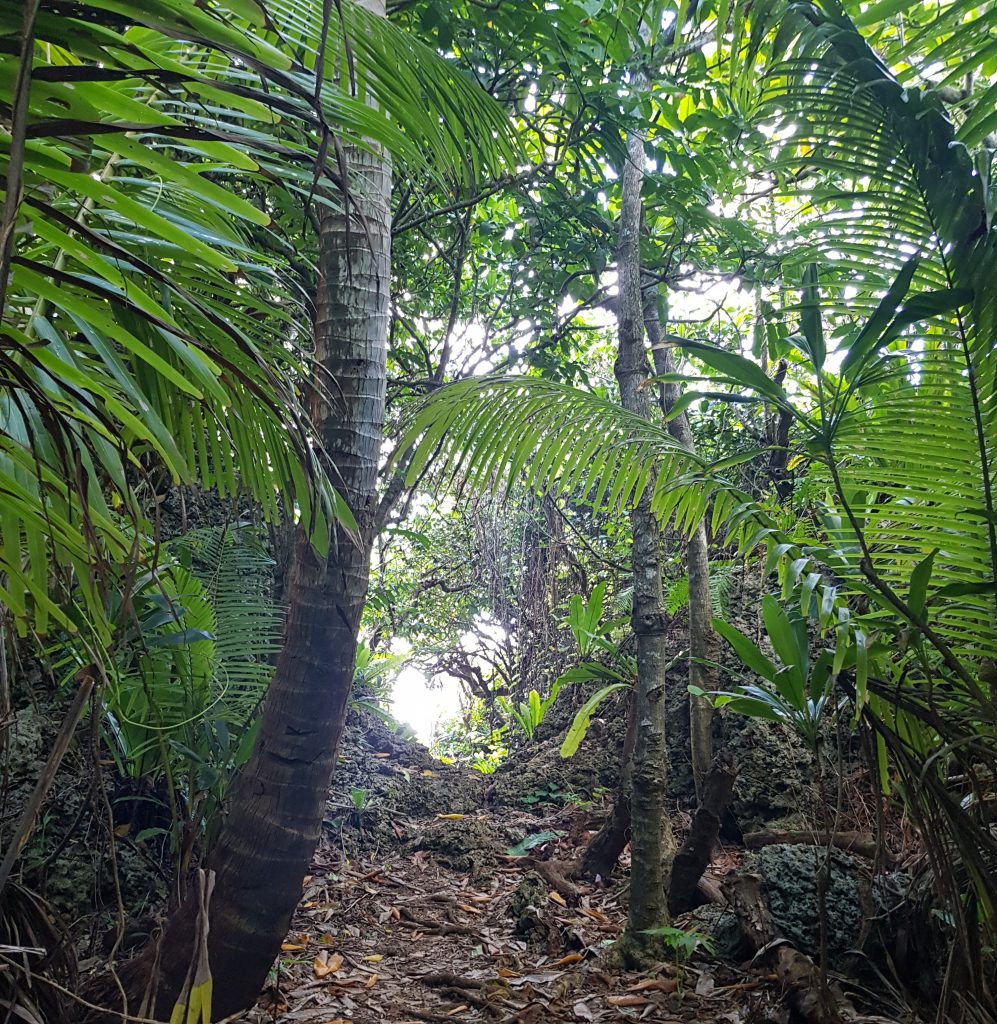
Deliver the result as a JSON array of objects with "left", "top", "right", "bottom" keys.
[
  {"left": 457, "top": 903, "right": 482, "bottom": 914},
  {"left": 281, "top": 942, "right": 307, "bottom": 952},
  {"left": 629, "top": 977, "right": 678, "bottom": 994},
  {"left": 554, "top": 953, "right": 584, "bottom": 966},
  {"left": 573, "top": 1001, "right": 594, "bottom": 1021},
  {"left": 314, "top": 951, "right": 344, "bottom": 977},
  {"left": 366, "top": 973, "right": 378, "bottom": 988},
  {"left": 548, "top": 891, "right": 568, "bottom": 907},
  {"left": 498, "top": 967, "right": 521, "bottom": 979},
  {"left": 446, "top": 1005, "right": 469, "bottom": 1016},
  {"left": 435, "top": 813, "right": 466, "bottom": 820},
  {"left": 607, "top": 994, "right": 652, "bottom": 1007},
  {"left": 363, "top": 954, "right": 384, "bottom": 963}
]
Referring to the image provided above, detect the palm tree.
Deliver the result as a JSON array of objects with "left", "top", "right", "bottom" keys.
[
  {"left": 142, "top": 1, "right": 399, "bottom": 1012},
  {"left": 3, "top": 0, "right": 513, "bottom": 1016}
]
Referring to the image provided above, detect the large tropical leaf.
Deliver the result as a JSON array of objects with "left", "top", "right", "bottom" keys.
[{"left": 742, "top": 1, "right": 997, "bottom": 660}]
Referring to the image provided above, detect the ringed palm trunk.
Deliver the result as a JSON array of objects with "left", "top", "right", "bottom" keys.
[
  {"left": 112, "top": 11, "right": 392, "bottom": 1019},
  {"left": 614, "top": 96, "right": 675, "bottom": 959}
]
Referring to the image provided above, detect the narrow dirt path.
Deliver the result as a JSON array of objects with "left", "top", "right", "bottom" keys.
[{"left": 233, "top": 724, "right": 776, "bottom": 1024}]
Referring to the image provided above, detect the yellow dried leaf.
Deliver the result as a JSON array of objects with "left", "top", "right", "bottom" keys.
[
  {"left": 548, "top": 891, "right": 567, "bottom": 907},
  {"left": 313, "top": 953, "right": 333, "bottom": 978},
  {"left": 434, "top": 813, "right": 465, "bottom": 820},
  {"left": 363, "top": 954, "right": 384, "bottom": 963},
  {"left": 365, "top": 973, "right": 378, "bottom": 988},
  {"left": 281, "top": 942, "right": 307, "bottom": 952},
  {"left": 421, "top": 770, "right": 435, "bottom": 777},
  {"left": 114, "top": 823, "right": 130, "bottom": 837},
  {"left": 498, "top": 967, "right": 520, "bottom": 979},
  {"left": 607, "top": 994, "right": 650, "bottom": 1007}
]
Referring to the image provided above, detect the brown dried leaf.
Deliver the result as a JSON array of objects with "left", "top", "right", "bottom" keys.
[
  {"left": 629, "top": 977, "right": 678, "bottom": 994},
  {"left": 607, "top": 994, "right": 652, "bottom": 1007}
]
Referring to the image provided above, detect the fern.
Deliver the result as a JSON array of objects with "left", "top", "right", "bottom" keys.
[{"left": 666, "top": 560, "right": 736, "bottom": 617}]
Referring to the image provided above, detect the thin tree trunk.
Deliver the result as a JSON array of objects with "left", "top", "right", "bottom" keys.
[
  {"left": 645, "top": 289, "right": 717, "bottom": 799},
  {"left": 109, "top": 6, "right": 392, "bottom": 1017},
  {"left": 614, "top": 98, "right": 674, "bottom": 959}
]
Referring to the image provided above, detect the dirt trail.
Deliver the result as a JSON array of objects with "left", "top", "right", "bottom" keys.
[{"left": 233, "top": 723, "right": 778, "bottom": 1024}]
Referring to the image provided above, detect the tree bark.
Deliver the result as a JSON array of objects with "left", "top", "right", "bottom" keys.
[
  {"left": 107, "top": 5, "right": 392, "bottom": 1017},
  {"left": 582, "top": 688, "right": 635, "bottom": 879},
  {"left": 614, "top": 98, "right": 675, "bottom": 958},
  {"left": 645, "top": 290, "right": 718, "bottom": 799},
  {"left": 668, "top": 752, "right": 737, "bottom": 915}
]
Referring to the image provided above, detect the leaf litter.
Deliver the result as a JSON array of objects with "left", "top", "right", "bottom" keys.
[{"left": 231, "top": 725, "right": 805, "bottom": 1024}]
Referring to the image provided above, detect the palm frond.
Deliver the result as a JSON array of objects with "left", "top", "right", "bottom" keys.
[
  {"left": 740, "top": 1, "right": 997, "bottom": 660},
  {"left": 0, "top": 0, "right": 518, "bottom": 643},
  {"left": 400, "top": 376, "right": 720, "bottom": 528}
]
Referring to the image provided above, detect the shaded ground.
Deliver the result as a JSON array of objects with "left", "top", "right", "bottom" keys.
[{"left": 230, "top": 718, "right": 899, "bottom": 1024}]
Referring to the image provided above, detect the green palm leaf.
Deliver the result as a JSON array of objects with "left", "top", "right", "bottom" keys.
[{"left": 0, "top": 0, "right": 517, "bottom": 643}]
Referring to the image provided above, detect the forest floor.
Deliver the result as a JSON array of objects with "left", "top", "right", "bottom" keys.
[{"left": 230, "top": 718, "right": 806, "bottom": 1024}]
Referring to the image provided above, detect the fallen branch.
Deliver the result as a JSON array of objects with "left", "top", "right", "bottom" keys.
[
  {"left": 530, "top": 858, "right": 580, "bottom": 900},
  {"left": 743, "top": 830, "right": 887, "bottom": 862},
  {"left": 397, "top": 907, "right": 477, "bottom": 936}
]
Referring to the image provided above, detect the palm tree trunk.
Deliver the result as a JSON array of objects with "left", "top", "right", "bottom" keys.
[
  {"left": 111, "top": 8, "right": 392, "bottom": 1018},
  {"left": 644, "top": 292, "right": 718, "bottom": 800},
  {"left": 613, "top": 98, "right": 675, "bottom": 959}
]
